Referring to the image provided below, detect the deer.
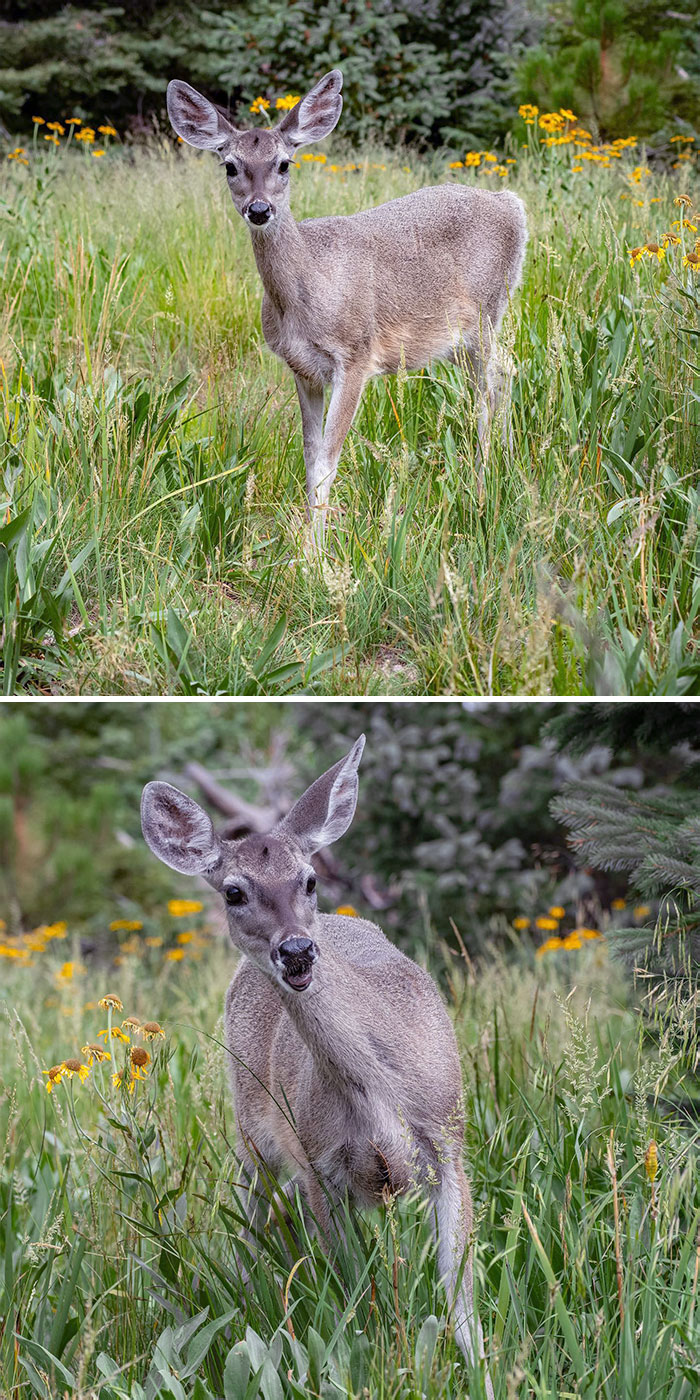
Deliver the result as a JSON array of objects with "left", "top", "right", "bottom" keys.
[
  {"left": 141, "top": 735, "right": 494, "bottom": 1396},
  {"left": 166, "top": 69, "right": 527, "bottom": 549}
]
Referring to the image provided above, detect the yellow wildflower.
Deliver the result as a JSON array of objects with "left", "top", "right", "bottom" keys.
[
  {"left": 561, "top": 933, "right": 583, "bottom": 950},
  {"left": 43, "top": 1065, "right": 64, "bottom": 1092},
  {"left": 536, "top": 937, "right": 563, "bottom": 957},
  {"left": 560, "top": 108, "right": 577, "bottom": 121},
  {"left": 634, "top": 904, "right": 651, "bottom": 918},
  {"left": 166, "top": 948, "right": 185, "bottom": 961},
  {"left": 611, "top": 899, "right": 626, "bottom": 911},
  {"left": 576, "top": 927, "right": 603, "bottom": 940},
  {"left": 336, "top": 905, "right": 358, "bottom": 917},
  {"left": 512, "top": 917, "right": 530, "bottom": 930},
  {"left": 482, "top": 151, "right": 497, "bottom": 162},
  {"left": 46, "top": 122, "right": 64, "bottom": 134},
  {"left": 518, "top": 103, "right": 538, "bottom": 124},
  {"left": 91, "top": 150, "right": 105, "bottom": 158},
  {"left": 60, "top": 1057, "right": 90, "bottom": 1084},
  {"left": 176, "top": 931, "right": 195, "bottom": 944},
  {"left": 275, "top": 95, "right": 300, "bottom": 111},
  {"left": 629, "top": 246, "right": 645, "bottom": 266},
  {"left": 98, "top": 125, "right": 118, "bottom": 136},
  {"left": 645, "top": 1141, "right": 658, "bottom": 1182},
  {"left": 66, "top": 117, "right": 82, "bottom": 126},
  {"left": 644, "top": 243, "right": 665, "bottom": 262},
  {"left": 683, "top": 252, "right": 700, "bottom": 269},
  {"left": 122, "top": 1017, "right": 141, "bottom": 1033},
  {"left": 449, "top": 161, "right": 464, "bottom": 169},
  {"left": 674, "top": 194, "right": 692, "bottom": 207},
  {"left": 548, "top": 906, "right": 565, "bottom": 919},
  {"left": 109, "top": 919, "right": 143, "bottom": 932},
  {"left": 32, "top": 116, "right": 45, "bottom": 125},
  {"left": 44, "top": 922, "right": 68, "bottom": 939},
  {"left": 145, "top": 936, "right": 163, "bottom": 947},
  {"left": 250, "top": 96, "right": 270, "bottom": 114},
  {"left": 168, "top": 899, "right": 203, "bottom": 917},
  {"left": 141, "top": 1021, "right": 165, "bottom": 1041},
  {"left": 98, "top": 1026, "right": 130, "bottom": 1042},
  {"left": 98, "top": 993, "right": 123, "bottom": 1011},
  {"left": 535, "top": 916, "right": 559, "bottom": 931},
  {"left": 81, "top": 1043, "right": 111, "bottom": 1065}
]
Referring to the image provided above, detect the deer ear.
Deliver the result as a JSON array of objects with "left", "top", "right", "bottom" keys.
[
  {"left": 279, "top": 735, "right": 365, "bottom": 856},
  {"left": 141, "top": 781, "right": 222, "bottom": 877},
  {"left": 277, "top": 70, "right": 343, "bottom": 149},
  {"left": 167, "top": 79, "right": 235, "bottom": 150}
]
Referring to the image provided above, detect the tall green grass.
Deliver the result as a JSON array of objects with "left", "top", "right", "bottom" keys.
[
  {"left": 1, "top": 924, "right": 698, "bottom": 1398},
  {"left": 0, "top": 138, "right": 698, "bottom": 693}
]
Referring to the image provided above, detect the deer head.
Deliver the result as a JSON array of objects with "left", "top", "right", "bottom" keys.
[
  {"left": 166, "top": 71, "right": 343, "bottom": 230},
  {"left": 141, "top": 735, "right": 364, "bottom": 991}
]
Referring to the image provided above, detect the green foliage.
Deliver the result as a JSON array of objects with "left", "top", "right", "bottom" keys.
[
  {"left": 516, "top": 0, "right": 700, "bottom": 138},
  {"left": 0, "top": 139, "right": 698, "bottom": 696},
  {"left": 1, "top": 932, "right": 698, "bottom": 1398},
  {"left": 551, "top": 704, "right": 700, "bottom": 976},
  {"left": 202, "top": 0, "right": 450, "bottom": 145},
  {"left": 2, "top": 0, "right": 696, "bottom": 145}
]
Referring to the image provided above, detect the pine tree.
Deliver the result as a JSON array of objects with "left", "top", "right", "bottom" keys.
[
  {"left": 549, "top": 703, "right": 700, "bottom": 978},
  {"left": 516, "top": 0, "right": 700, "bottom": 139}
]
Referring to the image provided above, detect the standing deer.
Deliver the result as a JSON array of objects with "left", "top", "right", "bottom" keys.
[
  {"left": 141, "top": 736, "right": 494, "bottom": 1395},
  {"left": 166, "top": 70, "right": 527, "bottom": 547}
]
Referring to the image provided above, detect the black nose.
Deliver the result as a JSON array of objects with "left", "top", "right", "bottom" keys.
[
  {"left": 248, "top": 200, "right": 271, "bottom": 225},
  {"left": 279, "top": 936, "right": 314, "bottom": 962}
]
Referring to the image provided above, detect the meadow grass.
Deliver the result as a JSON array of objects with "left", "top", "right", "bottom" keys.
[
  {"left": 1, "top": 907, "right": 698, "bottom": 1398},
  {"left": 0, "top": 134, "right": 698, "bottom": 695}
]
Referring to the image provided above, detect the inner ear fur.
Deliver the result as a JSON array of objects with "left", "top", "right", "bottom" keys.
[
  {"left": 276, "top": 69, "right": 343, "bottom": 149},
  {"left": 167, "top": 79, "right": 235, "bottom": 151}
]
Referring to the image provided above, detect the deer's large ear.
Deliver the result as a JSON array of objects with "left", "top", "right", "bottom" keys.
[
  {"left": 141, "top": 781, "right": 222, "bottom": 877},
  {"left": 277, "top": 70, "right": 343, "bottom": 149},
  {"left": 167, "top": 79, "right": 235, "bottom": 150},
  {"left": 279, "top": 735, "right": 365, "bottom": 856}
]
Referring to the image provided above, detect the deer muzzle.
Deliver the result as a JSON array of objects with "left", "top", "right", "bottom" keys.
[
  {"left": 275, "top": 935, "right": 318, "bottom": 991},
  {"left": 246, "top": 199, "right": 273, "bottom": 226}
]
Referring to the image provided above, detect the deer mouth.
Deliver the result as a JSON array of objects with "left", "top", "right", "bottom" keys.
[{"left": 281, "top": 955, "right": 314, "bottom": 991}]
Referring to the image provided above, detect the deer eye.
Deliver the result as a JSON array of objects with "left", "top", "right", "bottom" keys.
[
  {"left": 225, "top": 885, "right": 247, "bottom": 906},
  {"left": 278, "top": 160, "right": 290, "bottom": 174},
  {"left": 225, "top": 161, "right": 238, "bottom": 178},
  {"left": 305, "top": 875, "right": 316, "bottom": 896}
]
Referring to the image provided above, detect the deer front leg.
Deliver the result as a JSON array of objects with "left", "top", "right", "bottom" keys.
[
  {"left": 306, "top": 363, "right": 367, "bottom": 549},
  {"left": 434, "top": 1159, "right": 494, "bottom": 1399},
  {"left": 294, "top": 374, "right": 325, "bottom": 498}
]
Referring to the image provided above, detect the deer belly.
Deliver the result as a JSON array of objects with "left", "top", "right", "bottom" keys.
[{"left": 315, "top": 1110, "right": 416, "bottom": 1206}]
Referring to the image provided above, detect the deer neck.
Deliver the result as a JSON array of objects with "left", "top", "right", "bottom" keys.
[
  {"left": 279, "top": 951, "right": 387, "bottom": 1101},
  {"left": 250, "top": 210, "right": 307, "bottom": 315}
]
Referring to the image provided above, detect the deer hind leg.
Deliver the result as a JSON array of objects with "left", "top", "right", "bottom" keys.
[
  {"left": 306, "top": 363, "right": 367, "bottom": 550},
  {"left": 434, "top": 1159, "right": 494, "bottom": 1399},
  {"left": 460, "top": 326, "right": 512, "bottom": 473}
]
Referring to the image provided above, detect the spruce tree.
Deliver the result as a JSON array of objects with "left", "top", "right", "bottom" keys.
[{"left": 549, "top": 703, "right": 700, "bottom": 977}]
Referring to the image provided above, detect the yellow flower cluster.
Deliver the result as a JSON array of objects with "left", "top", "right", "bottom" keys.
[
  {"left": 6, "top": 146, "right": 28, "bottom": 165},
  {"left": 249, "top": 96, "right": 270, "bottom": 115},
  {"left": 0, "top": 920, "right": 67, "bottom": 963},
  {"left": 513, "top": 902, "right": 605, "bottom": 955},
  {"left": 42, "top": 995, "right": 165, "bottom": 1094},
  {"left": 448, "top": 150, "right": 513, "bottom": 178},
  {"left": 536, "top": 928, "right": 603, "bottom": 957},
  {"left": 628, "top": 203, "right": 700, "bottom": 272},
  {"left": 275, "top": 95, "right": 300, "bottom": 111}
]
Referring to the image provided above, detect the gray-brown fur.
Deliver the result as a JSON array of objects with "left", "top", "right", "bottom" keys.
[
  {"left": 141, "top": 738, "right": 493, "bottom": 1393},
  {"left": 167, "top": 71, "right": 527, "bottom": 547}
]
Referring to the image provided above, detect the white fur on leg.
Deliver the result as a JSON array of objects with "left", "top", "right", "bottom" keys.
[{"left": 435, "top": 1161, "right": 494, "bottom": 1399}]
